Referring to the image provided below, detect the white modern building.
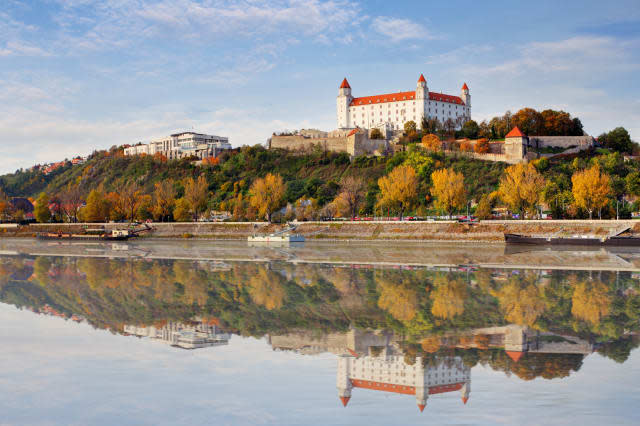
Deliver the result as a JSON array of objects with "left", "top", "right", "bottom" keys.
[
  {"left": 337, "top": 75, "right": 471, "bottom": 131},
  {"left": 124, "top": 320, "right": 230, "bottom": 350},
  {"left": 124, "top": 131, "right": 231, "bottom": 160}
]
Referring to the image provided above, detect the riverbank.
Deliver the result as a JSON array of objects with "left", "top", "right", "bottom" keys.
[{"left": 2, "top": 220, "right": 639, "bottom": 242}]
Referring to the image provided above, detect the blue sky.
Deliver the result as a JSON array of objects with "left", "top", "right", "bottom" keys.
[{"left": 1, "top": 0, "right": 639, "bottom": 174}]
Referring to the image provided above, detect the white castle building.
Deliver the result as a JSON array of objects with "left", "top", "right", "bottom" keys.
[
  {"left": 337, "top": 75, "right": 471, "bottom": 131},
  {"left": 124, "top": 131, "right": 231, "bottom": 160},
  {"left": 337, "top": 352, "right": 471, "bottom": 412}
]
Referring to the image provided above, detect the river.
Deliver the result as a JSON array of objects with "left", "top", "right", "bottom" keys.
[{"left": 1, "top": 239, "right": 639, "bottom": 425}]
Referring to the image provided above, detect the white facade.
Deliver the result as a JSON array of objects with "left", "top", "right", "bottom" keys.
[
  {"left": 124, "top": 320, "right": 230, "bottom": 349},
  {"left": 337, "top": 353, "right": 470, "bottom": 411},
  {"left": 337, "top": 75, "right": 471, "bottom": 131},
  {"left": 124, "top": 131, "right": 231, "bottom": 158}
]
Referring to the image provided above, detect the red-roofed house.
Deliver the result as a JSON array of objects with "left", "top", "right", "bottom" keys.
[{"left": 337, "top": 74, "right": 471, "bottom": 131}]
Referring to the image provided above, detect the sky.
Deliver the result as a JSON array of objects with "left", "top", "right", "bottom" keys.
[{"left": 1, "top": 0, "right": 640, "bottom": 174}]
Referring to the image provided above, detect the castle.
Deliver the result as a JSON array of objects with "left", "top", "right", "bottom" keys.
[{"left": 337, "top": 75, "right": 471, "bottom": 131}]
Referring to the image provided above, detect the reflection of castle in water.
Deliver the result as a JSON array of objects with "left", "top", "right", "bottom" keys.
[
  {"left": 337, "top": 351, "right": 470, "bottom": 411},
  {"left": 269, "top": 325, "right": 597, "bottom": 411},
  {"left": 269, "top": 329, "right": 469, "bottom": 411},
  {"left": 124, "top": 320, "right": 230, "bottom": 350}
]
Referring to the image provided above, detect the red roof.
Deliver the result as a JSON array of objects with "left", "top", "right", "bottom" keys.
[
  {"left": 349, "top": 90, "right": 463, "bottom": 106},
  {"left": 462, "top": 83, "right": 469, "bottom": 90},
  {"left": 340, "top": 78, "right": 351, "bottom": 89},
  {"left": 430, "top": 92, "right": 464, "bottom": 104},
  {"left": 462, "top": 396, "right": 469, "bottom": 404},
  {"left": 350, "top": 379, "right": 464, "bottom": 396},
  {"left": 418, "top": 74, "right": 426, "bottom": 83},
  {"left": 340, "top": 396, "right": 350, "bottom": 407},
  {"left": 505, "top": 127, "right": 525, "bottom": 138},
  {"left": 429, "top": 383, "right": 464, "bottom": 395},
  {"left": 506, "top": 350, "right": 525, "bottom": 362},
  {"left": 418, "top": 403, "right": 426, "bottom": 412}
]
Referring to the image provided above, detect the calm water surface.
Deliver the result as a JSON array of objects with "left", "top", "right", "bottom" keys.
[{"left": 1, "top": 240, "right": 639, "bottom": 425}]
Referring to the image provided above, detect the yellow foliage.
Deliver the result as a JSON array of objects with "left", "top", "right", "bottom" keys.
[
  {"left": 571, "top": 164, "right": 611, "bottom": 219},
  {"left": 247, "top": 269, "right": 286, "bottom": 310},
  {"left": 493, "top": 275, "right": 546, "bottom": 326},
  {"left": 429, "top": 274, "right": 468, "bottom": 319},
  {"left": 249, "top": 173, "right": 286, "bottom": 222},
  {"left": 571, "top": 280, "right": 611, "bottom": 325},
  {"left": 377, "top": 165, "right": 418, "bottom": 218},
  {"left": 377, "top": 277, "right": 418, "bottom": 322},
  {"left": 430, "top": 168, "right": 466, "bottom": 217},
  {"left": 498, "top": 162, "right": 545, "bottom": 217}
]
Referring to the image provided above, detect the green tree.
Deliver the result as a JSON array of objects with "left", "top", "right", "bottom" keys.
[
  {"left": 462, "top": 120, "right": 479, "bottom": 139},
  {"left": 598, "top": 127, "right": 633, "bottom": 153},
  {"left": 404, "top": 120, "right": 417, "bottom": 135},
  {"left": 370, "top": 128, "right": 384, "bottom": 139},
  {"left": 33, "top": 193, "right": 51, "bottom": 223}
]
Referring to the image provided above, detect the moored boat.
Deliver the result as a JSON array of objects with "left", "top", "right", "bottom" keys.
[{"left": 505, "top": 232, "right": 640, "bottom": 247}]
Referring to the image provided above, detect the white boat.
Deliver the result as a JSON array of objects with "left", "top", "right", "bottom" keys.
[
  {"left": 247, "top": 224, "right": 305, "bottom": 244},
  {"left": 247, "top": 233, "right": 305, "bottom": 243}
]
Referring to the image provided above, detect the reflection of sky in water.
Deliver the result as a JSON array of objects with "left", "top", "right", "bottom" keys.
[{"left": 2, "top": 303, "right": 639, "bottom": 426}]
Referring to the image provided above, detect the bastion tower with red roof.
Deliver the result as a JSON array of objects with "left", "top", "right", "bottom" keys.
[{"left": 337, "top": 74, "right": 471, "bottom": 131}]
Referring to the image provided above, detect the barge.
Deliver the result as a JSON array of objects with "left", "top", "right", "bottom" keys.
[
  {"left": 505, "top": 229, "right": 640, "bottom": 247},
  {"left": 37, "top": 224, "right": 153, "bottom": 241}
]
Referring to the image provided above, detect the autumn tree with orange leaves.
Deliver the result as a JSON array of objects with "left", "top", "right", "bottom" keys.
[{"left": 421, "top": 134, "right": 442, "bottom": 152}]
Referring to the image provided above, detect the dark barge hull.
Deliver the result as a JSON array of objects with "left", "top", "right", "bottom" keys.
[
  {"left": 504, "top": 233, "right": 640, "bottom": 247},
  {"left": 36, "top": 233, "right": 132, "bottom": 241}
]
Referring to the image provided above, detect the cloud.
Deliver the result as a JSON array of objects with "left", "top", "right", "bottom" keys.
[
  {"left": 371, "top": 16, "right": 433, "bottom": 42},
  {"left": 472, "top": 36, "right": 640, "bottom": 77}
]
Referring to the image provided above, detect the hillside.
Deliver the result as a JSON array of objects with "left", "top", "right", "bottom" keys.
[
  {"left": 2, "top": 141, "right": 638, "bottom": 220},
  {"left": 0, "top": 145, "right": 508, "bottom": 213}
]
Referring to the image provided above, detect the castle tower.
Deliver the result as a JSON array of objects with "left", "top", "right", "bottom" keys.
[
  {"left": 337, "top": 355, "right": 353, "bottom": 407},
  {"left": 337, "top": 78, "right": 353, "bottom": 129},
  {"left": 460, "top": 380, "right": 471, "bottom": 404},
  {"left": 415, "top": 356, "right": 428, "bottom": 411},
  {"left": 416, "top": 74, "right": 428, "bottom": 100},
  {"left": 461, "top": 83, "right": 470, "bottom": 106}
]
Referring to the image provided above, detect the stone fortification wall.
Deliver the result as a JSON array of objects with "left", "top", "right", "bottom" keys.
[
  {"left": 352, "top": 133, "right": 388, "bottom": 156},
  {"left": 529, "top": 135, "right": 593, "bottom": 149},
  {"left": 270, "top": 133, "right": 388, "bottom": 156},
  {"left": 270, "top": 135, "right": 354, "bottom": 155}
]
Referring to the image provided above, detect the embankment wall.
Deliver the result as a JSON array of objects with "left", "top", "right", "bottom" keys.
[{"left": 2, "top": 220, "right": 638, "bottom": 242}]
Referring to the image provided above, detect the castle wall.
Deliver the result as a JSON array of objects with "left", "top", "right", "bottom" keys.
[
  {"left": 270, "top": 135, "right": 353, "bottom": 155},
  {"left": 529, "top": 135, "right": 593, "bottom": 149},
  {"left": 270, "top": 134, "right": 388, "bottom": 157}
]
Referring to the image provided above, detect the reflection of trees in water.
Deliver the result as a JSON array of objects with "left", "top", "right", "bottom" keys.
[
  {"left": 247, "top": 268, "right": 286, "bottom": 311},
  {"left": 571, "top": 280, "right": 611, "bottom": 325},
  {"left": 1, "top": 255, "right": 640, "bottom": 357},
  {"left": 492, "top": 272, "right": 547, "bottom": 327},
  {"left": 430, "top": 274, "right": 467, "bottom": 319}
]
